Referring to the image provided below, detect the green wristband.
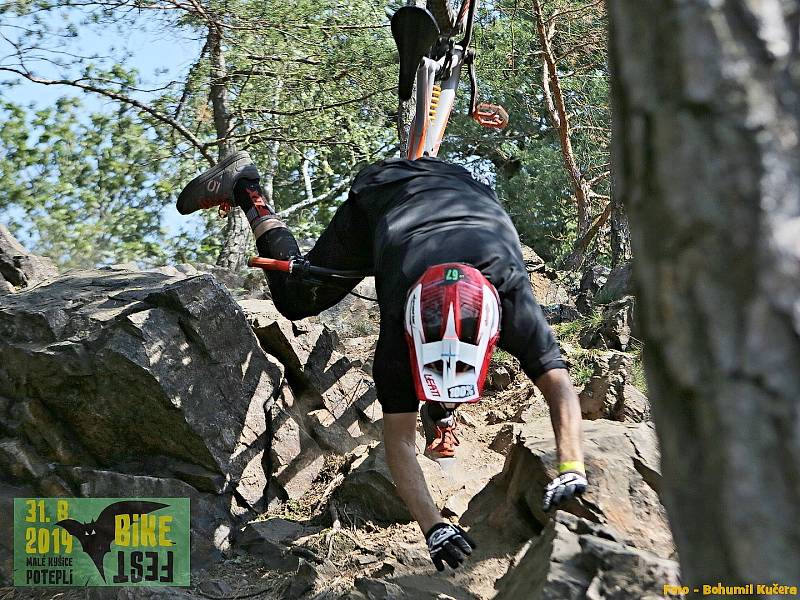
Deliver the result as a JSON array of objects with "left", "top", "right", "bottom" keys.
[{"left": 558, "top": 461, "right": 585, "bottom": 474}]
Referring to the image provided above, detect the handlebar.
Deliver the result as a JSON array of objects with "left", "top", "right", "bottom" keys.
[{"left": 248, "top": 256, "right": 372, "bottom": 279}]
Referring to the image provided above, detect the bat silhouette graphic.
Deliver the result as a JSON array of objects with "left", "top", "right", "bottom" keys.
[{"left": 55, "top": 501, "right": 168, "bottom": 581}]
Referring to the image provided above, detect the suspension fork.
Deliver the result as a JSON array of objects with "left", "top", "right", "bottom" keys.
[{"left": 406, "top": 47, "right": 468, "bottom": 160}]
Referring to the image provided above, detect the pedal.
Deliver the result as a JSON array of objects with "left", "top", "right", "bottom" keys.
[{"left": 472, "top": 102, "right": 509, "bottom": 129}]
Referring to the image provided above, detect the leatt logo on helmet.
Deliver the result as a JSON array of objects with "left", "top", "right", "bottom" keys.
[{"left": 424, "top": 374, "right": 441, "bottom": 397}]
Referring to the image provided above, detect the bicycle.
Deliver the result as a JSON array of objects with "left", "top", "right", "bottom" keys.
[
  {"left": 392, "top": 0, "right": 509, "bottom": 159},
  {"left": 248, "top": 0, "right": 508, "bottom": 421}
]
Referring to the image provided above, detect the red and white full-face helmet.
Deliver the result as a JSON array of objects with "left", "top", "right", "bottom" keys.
[{"left": 404, "top": 263, "right": 501, "bottom": 403}]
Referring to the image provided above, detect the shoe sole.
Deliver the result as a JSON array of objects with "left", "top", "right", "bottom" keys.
[
  {"left": 177, "top": 150, "right": 251, "bottom": 215},
  {"left": 424, "top": 449, "right": 457, "bottom": 460}
]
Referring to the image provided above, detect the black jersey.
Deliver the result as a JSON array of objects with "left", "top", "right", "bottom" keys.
[
  {"left": 265, "top": 156, "right": 565, "bottom": 413},
  {"left": 340, "top": 157, "right": 529, "bottom": 316}
]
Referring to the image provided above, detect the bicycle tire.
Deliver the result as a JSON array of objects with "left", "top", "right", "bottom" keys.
[{"left": 426, "top": 0, "right": 459, "bottom": 34}]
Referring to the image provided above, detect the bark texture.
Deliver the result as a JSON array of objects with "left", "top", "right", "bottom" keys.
[
  {"left": 209, "top": 24, "right": 253, "bottom": 271},
  {"left": 610, "top": 194, "right": 631, "bottom": 268},
  {"left": 609, "top": 0, "right": 800, "bottom": 583}
]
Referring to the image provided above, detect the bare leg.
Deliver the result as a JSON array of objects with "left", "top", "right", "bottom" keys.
[
  {"left": 383, "top": 412, "right": 443, "bottom": 534},
  {"left": 535, "top": 368, "right": 584, "bottom": 465}
]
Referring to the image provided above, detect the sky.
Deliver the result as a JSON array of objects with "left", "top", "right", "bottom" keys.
[
  {"left": 1, "top": 9, "right": 203, "bottom": 108},
  {"left": 0, "top": 7, "right": 206, "bottom": 241}
]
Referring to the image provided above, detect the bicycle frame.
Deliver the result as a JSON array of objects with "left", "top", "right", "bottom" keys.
[
  {"left": 407, "top": 49, "right": 467, "bottom": 159},
  {"left": 404, "top": 0, "right": 508, "bottom": 160}
]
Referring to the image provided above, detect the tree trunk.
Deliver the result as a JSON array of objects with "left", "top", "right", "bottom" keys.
[
  {"left": 208, "top": 24, "right": 253, "bottom": 271},
  {"left": 532, "top": 0, "right": 594, "bottom": 271},
  {"left": 261, "top": 80, "right": 284, "bottom": 209},
  {"left": 609, "top": 0, "right": 800, "bottom": 583},
  {"left": 610, "top": 194, "right": 631, "bottom": 268}
]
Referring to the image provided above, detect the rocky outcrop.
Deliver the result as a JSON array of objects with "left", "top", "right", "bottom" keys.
[
  {"left": 0, "top": 230, "right": 678, "bottom": 597},
  {"left": 241, "top": 299, "right": 382, "bottom": 499},
  {"left": 596, "top": 261, "right": 633, "bottom": 304},
  {"left": 542, "top": 303, "right": 582, "bottom": 324},
  {"left": 580, "top": 296, "right": 637, "bottom": 351},
  {"left": 576, "top": 265, "right": 611, "bottom": 314},
  {"left": 0, "top": 224, "right": 58, "bottom": 292},
  {"left": 579, "top": 351, "right": 650, "bottom": 422},
  {"left": 488, "top": 418, "right": 673, "bottom": 558},
  {"left": 0, "top": 269, "right": 283, "bottom": 578},
  {"left": 519, "top": 244, "right": 572, "bottom": 306},
  {"left": 241, "top": 299, "right": 381, "bottom": 428},
  {"left": 495, "top": 511, "right": 681, "bottom": 599}
]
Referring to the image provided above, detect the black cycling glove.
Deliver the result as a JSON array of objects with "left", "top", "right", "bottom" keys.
[{"left": 425, "top": 523, "right": 476, "bottom": 571}]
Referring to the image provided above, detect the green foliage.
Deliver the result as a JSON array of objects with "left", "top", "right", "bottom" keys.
[
  {"left": 0, "top": 98, "right": 178, "bottom": 267},
  {"left": 551, "top": 308, "right": 601, "bottom": 344},
  {"left": 568, "top": 351, "right": 596, "bottom": 387},
  {"left": 0, "top": 0, "right": 611, "bottom": 268},
  {"left": 629, "top": 341, "right": 648, "bottom": 395},
  {"left": 551, "top": 310, "right": 605, "bottom": 387},
  {"left": 439, "top": 0, "right": 610, "bottom": 262},
  {"left": 491, "top": 348, "right": 514, "bottom": 365}
]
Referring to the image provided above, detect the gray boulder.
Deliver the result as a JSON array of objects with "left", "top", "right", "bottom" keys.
[
  {"left": 489, "top": 419, "right": 673, "bottom": 558},
  {"left": 270, "top": 384, "right": 326, "bottom": 500},
  {"left": 542, "top": 303, "right": 582, "bottom": 324},
  {"left": 0, "top": 270, "right": 284, "bottom": 580},
  {"left": 0, "top": 224, "right": 58, "bottom": 291},
  {"left": 0, "top": 272, "right": 281, "bottom": 507},
  {"left": 579, "top": 351, "right": 650, "bottom": 422},
  {"left": 241, "top": 299, "right": 381, "bottom": 434},
  {"left": 355, "top": 577, "right": 408, "bottom": 599},
  {"left": 580, "top": 296, "right": 637, "bottom": 351},
  {"left": 576, "top": 264, "right": 611, "bottom": 314},
  {"left": 488, "top": 364, "right": 514, "bottom": 391},
  {"left": 519, "top": 244, "right": 571, "bottom": 305},
  {"left": 495, "top": 511, "right": 681, "bottom": 599},
  {"left": 596, "top": 261, "right": 633, "bottom": 304}
]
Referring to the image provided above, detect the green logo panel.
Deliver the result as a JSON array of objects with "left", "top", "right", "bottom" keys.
[
  {"left": 13, "top": 497, "right": 190, "bottom": 587},
  {"left": 444, "top": 268, "right": 461, "bottom": 282}
]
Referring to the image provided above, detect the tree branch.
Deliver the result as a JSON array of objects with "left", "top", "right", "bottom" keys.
[
  {"left": 0, "top": 66, "right": 215, "bottom": 163},
  {"left": 277, "top": 177, "right": 352, "bottom": 219}
]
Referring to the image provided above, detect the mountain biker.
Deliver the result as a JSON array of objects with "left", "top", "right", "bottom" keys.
[{"left": 177, "top": 150, "right": 587, "bottom": 572}]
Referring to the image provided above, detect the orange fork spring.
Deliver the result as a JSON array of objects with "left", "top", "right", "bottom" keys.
[{"left": 429, "top": 85, "right": 442, "bottom": 122}]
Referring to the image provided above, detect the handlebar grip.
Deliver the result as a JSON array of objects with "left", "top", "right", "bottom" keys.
[{"left": 248, "top": 256, "right": 292, "bottom": 272}]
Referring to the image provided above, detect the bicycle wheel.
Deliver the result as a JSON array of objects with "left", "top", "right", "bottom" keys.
[{"left": 426, "top": 0, "right": 469, "bottom": 35}]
